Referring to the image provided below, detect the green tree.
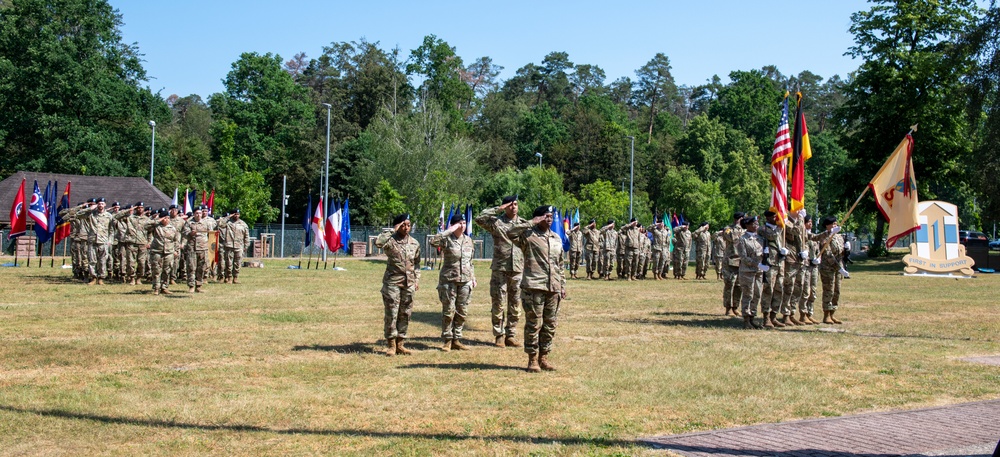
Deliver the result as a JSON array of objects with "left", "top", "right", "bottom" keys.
[
  {"left": 839, "top": 0, "right": 978, "bottom": 251},
  {"left": 634, "top": 53, "right": 679, "bottom": 144},
  {"left": 579, "top": 179, "right": 630, "bottom": 226},
  {"left": 370, "top": 179, "right": 408, "bottom": 227},
  {"left": 0, "top": 0, "right": 170, "bottom": 178},
  {"left": 962, "top": 3, "right": 1000, "bottom": 228},
  {"left": 709, "top": 69, "right": 782, "bottom": 158},
  {"left": 408, "top": 35, "right": 473, "bottom": 132}
]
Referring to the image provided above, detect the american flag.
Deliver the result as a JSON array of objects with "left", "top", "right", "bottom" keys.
[{"left": 770, "top": 94, "right": 792, "bottom": 226}]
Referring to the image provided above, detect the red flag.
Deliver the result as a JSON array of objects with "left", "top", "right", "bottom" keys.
[
  {"left": 770, "top": 94, "right": 792, "bottom": 226},
  {"left": 54, "top": 182, "right": 72, "bottom": 244},
  {"left": 207, "top": 189, "right": 215, "bottom": 213},
  {"left": 310, "top": 197, "right": 327, "bottom": 251},
  {"left": 7, "top": 178, "right": 27, "bottom": 239}
]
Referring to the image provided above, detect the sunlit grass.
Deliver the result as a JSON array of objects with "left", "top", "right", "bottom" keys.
[{"left": 1, "top": 255, "right": 997, "bottom": 456}]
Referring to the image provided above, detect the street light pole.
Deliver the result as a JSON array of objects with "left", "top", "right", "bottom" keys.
[
  {"left": 321, "top": 103, "right": 332, "bottom": 261},
  {"left": 535, "top": 151, "right": 543, "bottom": 168},
  {"left": 626, "top": 135, "right": 634, "bottom": 219},
  {"left": 148, "top": 120, "right": 156, "bottom": 186}
]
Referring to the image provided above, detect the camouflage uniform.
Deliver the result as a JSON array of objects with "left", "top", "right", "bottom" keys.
[
  {"left": 820, "top": 233, "right": 845, "bottom": 312},
  {"left": 113, "top": 209, "right": 142, "bottom": 283},
  {"left": 650, "top": 225, "right": 671, "bottom": 278},
  {"left": 375, "top": 229, "right": 421, "bottom": 340},
  {"left": 581, "top": 226, "right": 601, "bottom": 278},
  {"left": 780, "top": 216, "right": 807, "bottom": 318},
  {"left": 638, "top": 230, "right": 651, "bottom": 279},
  {"left": 567, "top": 227, "right": 583, "bottom": 278},
  {"left": 221, "top": 216, "right": 250, "bottom": 282},
  {"left": 509, "top": 224, "right": 565, "bottom": 356},
  {"left": 429, "top": 231, "right": 475, "bottom": 341},
  {"left": 59, "top": 206, "right": 88, "bottom": 279},
  {"left": 619, "top": 223, "right": 642, "bottom": 280},
  {"left": 800, "top": 235, "right": 823, "bottom": 317},
  {"left": 736, "top": 231, "right": 765, "bottom": 317},
  {"left": 671, "top": 226, "right": 691, "bottom": 278},
  {"left": 143, "top": 218, "right": 180, "bottom": 293},
  {"left": 474, "top": 206, "right": 528, "bottom": 341},
  {"left": 182, "top": 216, "right": 217, "bottom": 290},
  {"left": 75, "top": 204, "right": 114, "bottom": 281},
  {"left": 712, "top": 230, "right": 726, "bottom": 279},
  {"left": 693, "top": 225, "right": 712, "bottom": 279},
  {"left": 135, "top": 212, "right": 151, "bottom": 282},
  {"left": 758, "top": 222, "right": 785, "bottom": 315},
  {"left": 168, "top": 215, "right": 186, "bottom": 283},
  {"left": 615, "top": 230, "right": 627, "bottom": 279},
  {"left": 721, "top": 223, "right": 745, "bottom": 312}
]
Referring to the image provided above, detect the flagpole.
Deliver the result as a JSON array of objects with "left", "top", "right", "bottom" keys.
[{"left": 297, "top": 238, "right": 304, "bottom": 269}]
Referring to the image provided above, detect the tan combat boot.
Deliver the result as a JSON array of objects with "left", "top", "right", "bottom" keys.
[
  {"left": 733, "top": 307, "right": 742, "bottom": 317},
  {"left": 725, "top": 306, "right": 733, "bottom": 316},
  {"left": 189, "top": 286, "right": 195, "bottom": 293},
  {"left": 799, "top": 312, "right": 810, "bottom": 325},
  {"left": 787, "top": 313, "right": 803, "bottom": 326},
  {"left": 451, "top": 339, "right": 467, "bottom": 351},
  {"left": 763, "top": 314, "right": 775, "bottom": 329},
  {"left": 769, "top": 312, "right": 786, "bottom": 328},
  {"left": 495, "top": 335, "right": 506, "bottom": 348},
  {"left": 395, "top": 338, "right": 412, "bottom": 355},
  {"left": 153, "top": 289, "right": 160, "bottom": 296},
  {"left": 232, "top": 277, "right": 241, "bottom": 284},
  {"left": 385, "top": 338, "right": 396, "bottom": 357},
  {"left": 526, "top": 354, "right": 541, "bottom": 373},
  {"left": 96, "top": 278, "right": 104, "bottom": 285},
  {"left": 440, "top": 339, "right": 452, "bottom": 352},
  {"left": 538, "top": 354, "right": 556, "bottom": 371},
  {"left": 822, "top": 310, "right": 834, "bottom": 324},
  {"left": 160, "top": 288, "right": 172, "bottom": 295},
  {"left": 195, "top": 286, "right": 203, "bottom": 293},
  {"left": 830, "top": 310, "right": 842, "bottom": 324},
  {"left": 743, "top": 315, "right": 754, "bottom": 329},
  {"left": 505, "top": 336, "right": 522, "bottom": 348}
]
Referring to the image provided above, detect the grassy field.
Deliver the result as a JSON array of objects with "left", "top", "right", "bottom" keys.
[{"left": 1, "top": 255, "right": 998, "bottom": 456}]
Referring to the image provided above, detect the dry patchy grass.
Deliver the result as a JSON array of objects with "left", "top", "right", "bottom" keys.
[{"left": 0, "top": 256, "right": 998, "bottom": 456}]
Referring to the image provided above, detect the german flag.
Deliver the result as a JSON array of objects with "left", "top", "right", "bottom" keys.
[{"left": 789, "top": 91, "right": 812, "bottom": 212}]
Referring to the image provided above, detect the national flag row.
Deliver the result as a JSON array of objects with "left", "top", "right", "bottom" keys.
[
  {"left": 303, "top": 195, "right": 352, "bottom": 253},
  {"left": 170, "top": 188, "right": 215, "bottom": 214},
  {"left": 7, "top": 179, "right": 72, "bottom": 245}
]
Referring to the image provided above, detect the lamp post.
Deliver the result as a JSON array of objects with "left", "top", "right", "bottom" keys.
[
  {"left": 625, "top": 135, "right": 634, "bottom": 219},
  {"left": 148, "top": 120, "right": 156, "bottom": 186},
  {"left": 322, "top": 103, "right": 332, "bottom": 261},
  {"left": 535, "top": 151, "right": 543, "bottom": 168}
]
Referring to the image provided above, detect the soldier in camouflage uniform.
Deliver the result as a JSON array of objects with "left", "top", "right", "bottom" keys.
[
  {"left": 638, "top": 225, "right": 651, "bottom": 279},
  {"left": 74, "top": 198, "right": 114, "bottom": 285},
  {"left": 474, "top": 196, "right": 526, "bottom": 348},
  {"left": 429, "top": 213, "right": 476, "bottom": 352},
  {"left": 721, "top": 212, "right": 746, "bottom": 316},
  {"left": 136, "top": 206, "right": 152, "bottom": 283},
  {"left": 712, "top": 229, "right": 726, "bottom": 280},
  {"left": 201, "top": 208, "right": 218, "bottom": 283},
  {"left": 799, "top": 215, "right": 824, "bottom": 324},
  {"left": 758, "top": 210, "right": 787, "bottom": 328},
  {"left": 214, "top": 212, "right": 228, "bottom": 281},
  {"left": 619, "top": 218, "right": 641, "bottom": 280},
  {"left": 649, "top": 221, "right": 670, "bottom": 280},
  {"left": 615, "top": 229, "right": 627, "bottom": 279},
  {"left": 142, "top": 208, "right": 181, "bottom": 295},
  {"left": 221, "top": 209, "right": 250, "bottom": 283},
  {"left": 819, "top": 216, "right": 847, "bottom": 324},
  {"left": 508, "top": 205, "right": 566, "bottom": 373},
  {"left": 109, "top": 202, "right": 123, "bottom": 281},
  {"left": 59, "top": 200, "right": 89, "bottom": 280},
  {"left": 113, "top": 203, "right": 144, "bottom": 285},
  {"left": 693, "top": 222, "right": 712, "bottom": 280},
  {"left": 168, "top": 205, "right": 185, "bottom": 284},
  {"left": 598, "top": 220, "right": 617, "bottom": 280},
  {"left": 736, "top": 216, "right": 766, "bottom": 329},
  {"left": 671, "top": 222, "right": 691, "bottom": 279},
  {"left": 182, "top": 207, "right": 216, "bottom": 293},
  {"left": 780, "top": 210, "right": 808, "bottom": 326},
  {"left": 567, "top": 222, "right": 583, "bottom": 279},
  {"left": 581, "top": 219, "right": 601, "bottom": 280},
  {"left": 375, "top": 214, "right": 422, "bottom": 356}
]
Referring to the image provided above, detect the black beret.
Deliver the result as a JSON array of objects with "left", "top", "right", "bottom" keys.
[
  {"left": 169, "top": 204, "right": 178, "bottom": 209},
  {"left": 573, "top": 221, "right": 580, "bottom": 227},
  {"left": 804, "top": 215, "right": 813, "bottom": 223},
  {"left": 96, "top": 197, "right": 106, "bottom": 203},
  {"left": 157, "top": 208, "right": 169, "bottom": 218},
  {"left": 449, "top": 213, "right": 465, "bottom": 224},
  {"left": 589, "top": 218, "right": 596, "bottom": 224},
  {"left": 134, "top": 201, "right": 144, "bottom": 208},
  {"left": 630, "top": 217, "right": 637, "bottom": 223},
  {"left": 392, "top": 213, "right": 410, "bottom": 226},
  {"left": 532, "top": 205, "right": 554, "bottom": 217},
  {"left": 733, "top": 212, "right": 746, "bottom": 220},
  {"left": 821, "top": 216, "right": 837, "bottom": 227},
  {"left": 740, "top": 215, "right": 758, "bottom": 228},
  {"left": 763, "top": 210, "right": 776, "bottom": 218},
  {"left": 501, "top": 195, "right": 518, "bottom": 205},
  {"left": 232, "top": 208, "right": 241, "bottom": 214},
  {"left": 607, "top": 219, "right": 615, "bottom": 225},
  {"left": 700, "top": 221, "right": 709, "bottom": 227},
  {"left": 112, "top": 201, "right": 120, "bottom": 206},
  {"left": 185, "top": 212, "right": 193, "bottom": 217}
]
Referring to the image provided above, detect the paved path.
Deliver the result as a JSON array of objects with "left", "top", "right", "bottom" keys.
[{"left": 642, "top": 399, "right": 1000, "bottom": 457}]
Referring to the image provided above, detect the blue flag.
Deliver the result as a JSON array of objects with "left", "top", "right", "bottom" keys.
[
  {"left": 303, "top": 194, "right": 313, "bottom": 248},
  {"left": 340, "top": 197, "right": 351, "bottom": 253},
  {"left": 29, "top": 180, "right": 51, "bottom": 243},
  {"left": 47, "top": 181, "right": 58, "bottom": 241},
  {"left": 465, "top": 204, "right": 473, "bottom": 236}
]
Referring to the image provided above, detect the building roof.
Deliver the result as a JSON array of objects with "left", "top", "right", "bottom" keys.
[{"left": 0, "top": 172, "right": 173, "bottom": 225}]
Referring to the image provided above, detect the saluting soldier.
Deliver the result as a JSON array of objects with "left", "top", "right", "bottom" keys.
[
  {"left": 181, "top": 206, "right": 216, "bottom": 293},
  {"left": 638, "top": 225, "right": 651, "bottom": 279},
  {"left": 375, "top": 214, "right": 422, "bottom": 356},
  {"left": 567, "top": 222, "right": 583, "bottom": 279},
  {"left": 113, "top": 203, "right": 143, "bottom": 285},
  {"left": 736, "top": 215, "right": 766, "bottom": 329},
  {"left": 598, "top": 220, "right": 617, "bottom": 280},
  {"left": 75, "top": 197, "right": 114, "bottom": 285},
  {"left": 142, "top": 208, "right": 181, "bottom": 295},
  {"left": 650, "top": 221, "right": 670, "bottom": 280},
  {"left": 581, "top": 219, "right": 601, "bottom": 280},
  {"left": 109, "top": 201, "right": 123, "bottom": 281},
  {"left": 819, "top": 216, "right": 846, "bottom": 324},
  {"left": 508, "top": 205, "right": 566, "bottom": 373},
  {"left": 721, "top": 212, "right": 746, "bottom": 316},
  {"left": 693, "top": 222, "right": 712, "bottom": 280},
  {"left": 167, "top": 205, "right": 185, "bottom": 284},
  {"left": 780, "top": 210, "right": 808, "bottom": 325},
  {"left": 712, "top": 229, "right": 726, "bottom": 280},
  {"left": 758, "top": 210, "right": 787, "bottom": 328},
  {"left": 135, "top": 206, "right": 152, "bottom": 283},
  {"left": 60, "top": 200, "right": 89, "bottom": 280},
  {"left": 474, "top": 196, "right": 527, "bottom": 348},
  {"left": 221, "top": 209, "right": 250, "bottom": 284},
  {"left": 671, "top": 222, "right": 691, "bottom": 279},
  {"left": 619, "top": 218, "right": 641, "bottom": 281},
  {"left": 429, "top": 213, "right": 476, "bottom": 352}
]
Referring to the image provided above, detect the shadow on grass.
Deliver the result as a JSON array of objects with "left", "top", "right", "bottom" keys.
[
  {"left": 397, "top": 362, "right": 522, "bottom": 371},
  {"left": 20, "top": 274, "right": 80, "bottom": 285},
  {"left": 408, "top": 310, "right": 442, "bottom": 327},
  {"left": 292, "top": 343, "right": 375, "bottom": 354},
  {"left": 616, "top": 315, "right": 743, "bottom": 330},
  {"left": 0, "top": 404, "right": 638, "bottom": 449}
]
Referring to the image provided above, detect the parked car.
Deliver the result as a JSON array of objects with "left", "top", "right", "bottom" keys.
[
  {"left": 959, "top": 230, "right": 989, "bottom": 247},
  {"left": 990, "top": 239, "right": 1000, "bottom": 251}
]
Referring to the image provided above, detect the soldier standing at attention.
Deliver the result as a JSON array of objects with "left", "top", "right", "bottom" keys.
[
  {"left": 721, "top": 212, "right": 745, "bottom": 316},
  {"left": 619, "top": 218, "right": 641, "bottom": 281},
  {"left": 429, "top": 213, "right": 476, "bottom": 352},
  {"left": 780, "top": 210, "right": 808, "bottom": 326},
  {"left": 182, "top": 207, "right": 216, "bottom": 293},
  {"left": 599, "top": 220, "right": 617, "bottom": 281},
  {"left": 221, "top": 209, "right": 250, "bottom": 283},
  {"left": 758, "top": 210, "right": 787, "bottom": 328},
  {"left": 567, "top": 222, "right": 583, "bottom": 279},
  {"left": 799, "top": 215, "right": 823, "bottom": 324},
  {"left": 581, "top": 219, "right": 601, "bottom": 280},
  {"left": 75, "top": 198, "right": 114, "bottom": 285},
  {"left": 712, "top": 229, "right": 726, "bottom": 280},
  {"left": 615, "top": 228, "right": 627, "bottom": 279},
  {"left": 136, "top": 206, "right": 152, "bottom": 283},
  {"left": 375, "top": 214, "right": 421, "bottom": 356},
  {"left": 508, "top": 206, "right": 566, "bottom": 373},
  {"left": 736, "top": 216, "right": 766, "bottom": 329},
  {"left": 143, "top": 209, "right": 181, "bottom": 295},
  {"left": 214, "top": 212, "right": 228, "bottom": 281},
  {"left": 693, "top": 222, "right": 712, "bottom": 280},
  {"left": 474, "top": 196, "right": 527, "bottom": 348},
  {"left": 671, "top": 221, "right": 691, "bottom": 279},
  {"left": 819, "top": 216, "right": 846, "bottom": 324}
]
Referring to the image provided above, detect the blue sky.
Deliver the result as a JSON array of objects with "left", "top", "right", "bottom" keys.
[{"left": 114, "top": 0, "right": 872, "bottom": 99}]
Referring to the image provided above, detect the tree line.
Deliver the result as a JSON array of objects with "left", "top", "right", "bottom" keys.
[{"left": 1, "top": 0, "right": 997, "bottom": 253}]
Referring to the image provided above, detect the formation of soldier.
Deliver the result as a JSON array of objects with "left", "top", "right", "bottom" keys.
[{"left": 58, "top": 199, "right": 250, "bottom": 295}]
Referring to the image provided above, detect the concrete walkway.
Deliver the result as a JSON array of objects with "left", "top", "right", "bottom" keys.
[{"left": 642, "top": 399, "right": 1000, "bottom": 457}]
